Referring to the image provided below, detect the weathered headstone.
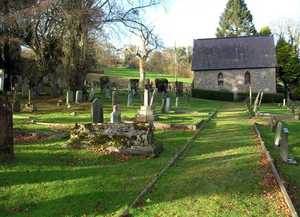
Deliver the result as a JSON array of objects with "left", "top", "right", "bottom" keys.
[
  {"left": 165, "top": 97, "right": 171, "bottom": 112},
  {"left": 155, "top": 79, "right": 168, "bottom": 93},
  {"left": 175, "top": 81, "right": 184, "bottom": 97},
  {"left": 112, "top": 90, "right": 120, "bottom": 107},
  {"left": 75, "top": 90, "right": 83, "bottom": 104},
  {"left": 279, "top": 128, "right": 297, "bottom": 164},
  {"left": 111, "top": 105, "right": 121, "bottom": 123},
  {"left": 283, "top": 98, "right": 286, "bottom": 107},
  {"left": 269, "top": 115, "right": 278, "bottom": 132},
  {"left": 89, "top": 87, "right": 95, "bottom": 101},
  {"left": 128, "top": 79, "right": 139, "bottom": 96},
  {"left": 127, "top": 91, "right": 133, "bottom": 107},
  {"left": 91, "top": 98, "right": 104, "bottom": 124},
  {"left": 274, "top": 121, "right": 283, "bottom": 147},
  {"left": 0, "top": 70, "right": 4, "bottom": 92},
  {"left": 66, "top": 90, "right": 74, "bottom": 105},
  {"left": 104, "top": 86, "right": 111, "bottom": 99},
  {"left": 175, "top": 96, "right": 179, "bottom": 108},
  {"left": 0, "top": 96, "right": 14, "bottom": 160}
]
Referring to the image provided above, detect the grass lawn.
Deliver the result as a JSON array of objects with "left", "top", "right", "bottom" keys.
[
  {"left": 104, "top": 68, "right": 192, "bottom": 84},
  {"left": 1, "top": 93, "right": 220, "bottom": 217},
  {"left": 131, "top": 104, "right": 286, "bottom": 216},
  {"left": 0, "top": 96, "right": 291, "bottom": 216},
  {"left": 258, "top": 115, "right": 300, "bottom": 212},
  {"left": 259, "top": 104, "right": 293, "bottom": 115}
]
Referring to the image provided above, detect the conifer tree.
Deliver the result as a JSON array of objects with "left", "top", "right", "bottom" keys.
[{"left": 216, "top": 0, "right": 257, "bottom": 37}]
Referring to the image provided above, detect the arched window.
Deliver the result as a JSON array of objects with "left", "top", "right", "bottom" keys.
[
  {"left": 245, "top": 71, "right": 251, "bottom": 85},
  {"left": 218, "top": 73, "right": 224, "bottom": 87}
]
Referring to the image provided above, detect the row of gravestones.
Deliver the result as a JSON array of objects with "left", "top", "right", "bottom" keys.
[
  {"left": 91, "top": 88, "right": 173, "bottom": 125},
  {"left": 269, "top": 116, "right": 297, "bottom": 165}
]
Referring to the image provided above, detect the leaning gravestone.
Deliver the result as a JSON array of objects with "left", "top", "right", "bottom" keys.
[
  {"left": 111, "top": 105, "right": 121, "bottom": 123},
  {"left": 75, "top": 90, "right": 83, "bottom": 104},
  {"left": 274, "top": 121, "right": 283, "bottom": 147},
  {"left": 269, "top": 115, "right": 278, "bottom": 132},
  {"left": 0, "top": 96, "right": 14, "bottom": 160},
  {"left": 91, "top": 98, "right": 103, "bottom": 124}
]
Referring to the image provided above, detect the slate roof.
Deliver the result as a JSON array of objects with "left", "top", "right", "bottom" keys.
[{"left": 192, "top": 36, "right": 277, "bottom": 71}]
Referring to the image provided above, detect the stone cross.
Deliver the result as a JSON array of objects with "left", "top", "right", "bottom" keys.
[
  {"left": 111, "top": 105, "right": 121, "bottom": 123},
  {"left": 91, "top": 98, "right": 103, "bottom": 124},
  {"left": 75, "top": 90, "right": 83, "bottom": 104}
]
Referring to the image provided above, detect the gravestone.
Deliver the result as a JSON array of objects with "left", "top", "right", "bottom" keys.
[
  {"left": 104, "top": 86, "right": 111, "bottom": 99},
  {"left": 111, "top": 105, "right": 121, "bottom": 123},
  {"left": 175, "top": 81, "right": 184, "bottom": 97},
  {"left": 155, "top": 79, "right": 168, "bottom": 93},
  {"left": 66, "top": 90, "right": 74, "bottom": 105},
  {"left": 0, "top": 70, "right": 4, "bottom": 92},
  {"left": 175, "top": 96, "right": 179, "bottom": 108},
  {"left": 149, "top": 88, "right": 157, "bottom": 110},
  {"left": 100, "top": 77, "right": 110, "bottom": 92},
  {"left": 127, "top": 91, "right": 133, "bottom": 107},
  {"left": 269, "top": 116, "right": 278, "bottom": 132},
  {"left": 0, "top": 96, "right": 14, "bottom": 160},
  {"left": 279, "top": 128, "right": 297, "bottom": 164},
  {"left": 160, "top": 93, "right": 167, "bottom": 113},
  {"left": 137, "top": 89, "right": 155, "bottom": 122},
  {"left": 274, "top": 121, "right": 283, "bottom": 147},
  {"left": 57, "top": 100, "right": 63, "bottom": 107},
  {"left": 91, "top": 98, "right": 103, "bottom": 124},
  {"left": 75, "top": 90, "right": 83, "bottom": 104},
  {"left": 165, "top": 97, "right": 171, "bottom": 112},
  {"left": 89, "top": 87, "right": 95, "bottom": 101},
  {"left": 112, "top": 90, "right": 120, "bottom": 107},
  {"left": 128, "top": 79, "right": 139, "bottom": 96},
  {"left": 283, "top": 99, "right": 286, "bottom": 107}
]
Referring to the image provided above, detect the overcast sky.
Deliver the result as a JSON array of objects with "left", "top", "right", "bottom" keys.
[{"left": 138, "top": 0, "right": 300, "bottom": 47}]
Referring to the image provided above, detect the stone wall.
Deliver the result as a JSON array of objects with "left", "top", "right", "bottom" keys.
[
  {"left": 65, "top": 123, "right": 163, "bottom": 156},
  {"left": 193, "top": 68, "right": 276, "bottom": 93}
]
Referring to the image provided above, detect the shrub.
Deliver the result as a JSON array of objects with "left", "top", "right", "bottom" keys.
[{"left": 192, "top": 89, "right": 284, "bottom": 103}]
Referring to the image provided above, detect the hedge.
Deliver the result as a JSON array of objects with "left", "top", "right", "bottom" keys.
[{"left": 192, "top": 89, "right": 284, "bottom": 103}]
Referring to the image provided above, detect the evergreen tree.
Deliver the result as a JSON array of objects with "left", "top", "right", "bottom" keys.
[
  {"left": 216, "top": 0, "right": 257, "bottom": 37},
  {"left": 259, "top": 26, "right": 272, "bottom": 36}
]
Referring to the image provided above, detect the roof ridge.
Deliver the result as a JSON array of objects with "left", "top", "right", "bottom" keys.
[{"left": 194, "top": 35, "right": 273, "bottom": 41}]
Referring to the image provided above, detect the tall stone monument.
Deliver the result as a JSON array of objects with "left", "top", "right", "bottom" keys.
[{"left": 137, "top": 89, "right": 154, "bottom": 122}]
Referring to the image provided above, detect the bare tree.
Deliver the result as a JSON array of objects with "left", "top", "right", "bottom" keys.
[{"left": 131, "top": 25, "right": 161, "bottom": 89}]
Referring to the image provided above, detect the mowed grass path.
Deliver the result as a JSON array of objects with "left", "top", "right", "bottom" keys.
[{"left": 132, "top": 105, "right": 285, "bottom": 216}]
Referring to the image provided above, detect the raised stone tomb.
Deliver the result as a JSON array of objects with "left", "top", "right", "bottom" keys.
[{"left": 66, "top": 123, "right": 163, "bottom": 156}]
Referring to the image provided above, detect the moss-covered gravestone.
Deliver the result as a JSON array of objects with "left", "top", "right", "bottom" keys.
[{"left": 0, "top": 95, "right": 14, "bottom": 161}]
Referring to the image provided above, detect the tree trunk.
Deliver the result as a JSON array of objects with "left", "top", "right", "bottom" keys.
[
  {"left": 0, "top": 95, "right": 14, "bottom": 161},
  {"left": 139, "top": 58, "right": 145, "bottom": 89}
]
